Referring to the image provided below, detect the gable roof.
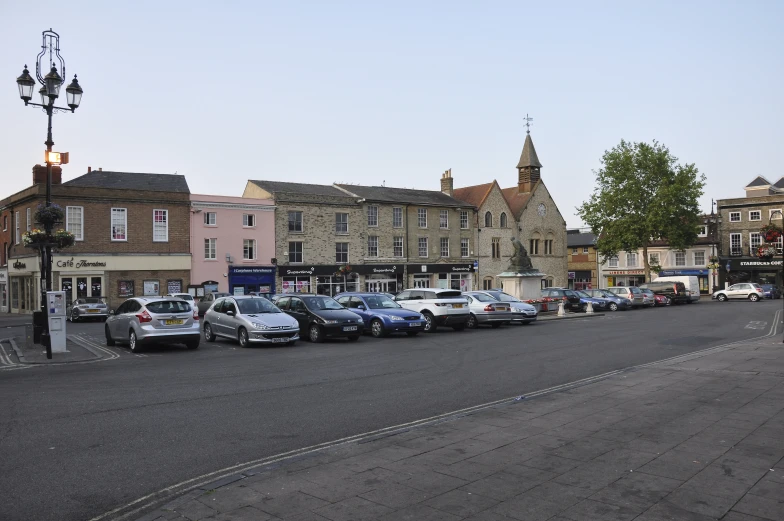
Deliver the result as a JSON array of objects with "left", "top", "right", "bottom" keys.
[
  {"left": 516, "top": 134, "right": 542, "bottom": 168},
  {"left": 452, "top": 182, "right": 494, "bottom": 208},
  {"left": 773, "top": 178, "right": 784, "bottom": 190},
  {"left": 64, "top": 171, "right": 190, "bottom": 193},
  {"left": 335, "top": 184, "right": 469, "bottom": 207},
  {"left": 567, "top": 231, "right": 596, "bottom": 247},
  {"left": 246, "top": 180, "right": 346, "bottom": 197},
  {"left": 745, "top": 176, "right": 771, "bottom": 188},
  {"left": 500, "top": 186, "right": 534, "bottom": 217}
]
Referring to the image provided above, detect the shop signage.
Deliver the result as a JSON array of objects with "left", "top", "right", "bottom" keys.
[
  {"left": 228, "top": 266, "right": 275, "bottom": 275},
  {"left": 658, "top": 269, "right": 708, "bottom": 276},
  {"left": 279, "top": 265, "right": 340, "bottom": 276},
  {"left": 726, "top": 258, "right": 783, "bottom": 270},
  {"left": 568, "top": 272, "right": 575, "bottom": 279},
  {"left": 351, "top": 264, "right": 404, "bottom": 275},
  {"left": 12, "top": 261, "right": 26, "bottom": 269},
  {"left": 56, "top": 257, "right": 108, "bottom": 269},
  {"left": 409, "top": 263, "right": 474, "bottom": 274},
  {"left": 606, "top": 269, "right": 644, "bottom": 275}
]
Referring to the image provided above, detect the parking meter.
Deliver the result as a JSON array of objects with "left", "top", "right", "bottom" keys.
[{"left": 46, "top": 291, "right": 67, "bottom": 353}]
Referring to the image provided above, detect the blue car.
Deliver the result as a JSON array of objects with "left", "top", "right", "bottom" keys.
[
  {"left": 335, "top": 293, "right": 427, "bottom": 337},
  {"left": 583, "top": 289, "right": 631, "bottom": 311},
  {"left": 574, "top": 290, "right": 609, "bottom": 311},
  {"left": 760, "top": 284, "right": 781, "bottom": 299}
]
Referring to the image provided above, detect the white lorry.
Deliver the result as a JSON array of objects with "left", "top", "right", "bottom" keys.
[{"left": 652, "top": 276, "right": 701, "bottom": 303}]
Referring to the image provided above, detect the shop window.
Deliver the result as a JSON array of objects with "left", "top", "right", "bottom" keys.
[
  {"left": 317, "top": 273, "right": 358, "bottom": 297},
  {"left": 413, "top": 274, "right": 430, "bottom": 288},
  {"left": 91, "top": 277, "right": 103, "bottom": 297},
  {"left": 282, "top": 276, "right": 310, "bottom": 293}
]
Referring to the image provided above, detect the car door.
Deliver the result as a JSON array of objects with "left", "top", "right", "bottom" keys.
[
  {"left": 727, "top": 284, "right": 743, "bottom": 299},
  {"left": 109, "top": 301, "right": 128, "bottom": 339},
  {"left": 208, "top": 299, "right": 224, "bottom": 337},
  {"left": 288, "top": 297, "right": 309, "bottom": 330},
  {"left": 349, "top": 297, "right": 370, "bottom": 325},
  {"left": 221, "top": 299, "right": 240, "bottom": 338}
]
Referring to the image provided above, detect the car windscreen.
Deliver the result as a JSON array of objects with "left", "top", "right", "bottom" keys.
[
  {"left": 83, "top": 298, "right": 105, "bottom": 304},
  {"left": 303, "top": 297, "right": 344, "bottom": 310},
  {"left": 487, "top": 291, "right": 519, "bottom": 302},
  {"left": 470, "top": 293, "right": 495, "bottom": 302},
  {"left": 237, "top": 298, "right": 280, "bottom": 314},
  {"left": 575, "top": 291, "right": 590, "bottom": 298},
  {"left": 146, "top": 301, "right": 192, "bottom": 314},
  {"left": 175, "top": 294, "right": 194, "bottom": 301},
  {"left": 365, "top": 295, "right": 401, "bottom": 309}
]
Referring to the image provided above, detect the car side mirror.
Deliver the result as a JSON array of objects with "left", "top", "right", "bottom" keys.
[
  {"left": 110, "top": 309, "right": 116, "bottom": 315},
  {"left": 226, "top": 310, "right": 235, "bottom": 316},
  {"left": 357, "top": 305, "right": 365, "bottom": 310}
]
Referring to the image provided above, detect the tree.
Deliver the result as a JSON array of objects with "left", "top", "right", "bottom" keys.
[{"left": 577, "top": 140, "right": 706, "bottom": 282}]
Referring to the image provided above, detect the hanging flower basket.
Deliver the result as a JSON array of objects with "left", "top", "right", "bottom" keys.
[
  {"left": 334, "top": 264, "right": 353, "bottom": 277},
  {"left": 756, "top": 244, "right": 777, "bottom": 261},
  {"left": 708, "top": 255, "right": 719, "bottom": 264},
  {"left": 22, "top": 228, "right": 48, "bottom": 247},
  {"left": 53, "top": 229, "right": 76, "bottom": 249},
  {"left": 34, "top": 203, "right": 65, "bottom": 225}
]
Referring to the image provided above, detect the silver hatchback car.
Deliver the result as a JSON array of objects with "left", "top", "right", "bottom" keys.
[
  {"left": 105, "top": 297, "right": 201, "bottom": 352},
  {"left": 203, "top": 295, "right": 299, "bottom": 347}
]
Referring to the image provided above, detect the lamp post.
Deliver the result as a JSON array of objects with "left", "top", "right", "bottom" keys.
[
  {"left": 708, "top": 199, "right": 722, "bottom": 292},
  {"left": 15, "top": 29, "right": 83, "bottom": 358},
  {"left": 765, "top": 210, "right": 784, "bottom": 343}
]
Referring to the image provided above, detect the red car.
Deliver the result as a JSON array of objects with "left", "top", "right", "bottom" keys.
[{"left": 653, "top": 294, "right": 670, "bottom": 306}]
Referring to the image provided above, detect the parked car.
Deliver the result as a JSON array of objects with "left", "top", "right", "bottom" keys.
[
  {"left": 394, "top": 288, "right": 469, "bottom": 332},
  {"left": 203, "top": 295, "right": 299, "bottom": 347},
  {"left": 639, "top": 281, "right": 689, "bottom": 305},
  {"left": 335, "top": 293, "right": 426, "bottom": 337},
  {"left": 275, "top": 294, "right": 363, "bottom": 342},
  {"left": 573, "top": 290, "right": 609, "bottom": 311},
  {"left": 68, "top": 297, "right": 109, "bottom": 322},
  {"left": 606, "top": 286, "right": 645, "bottom": 308},
  {"left": 653, "top": 276, "right": 701, "bottom": 303},
  {"left": 583, "top": 289, "right": 631, "bottom": 311},
  {"left": 196, "top": 292, "right": 231, "bottom": 317},
  {"left": 271, "top": 293, "right": 314, "bottom": 305},
  {"left": 639, "top": 288, "right": 656, "bottom": 307},
  {"left": 540, "top": 288, "right": 584, "bottom": 312},
  {"left": 760, "top": 284, "right": 781, "bottom": 299},
  {"left": 713, "top": 283, "right": 764, "bottom": 302},
  {"left": 105, "top": 297, "right": 200, "bottom": 352},
  {"left": 638, "top": 288, "right": 664, "bottom": 307},
  {"left": 462, "top": 291, "right": 516, "bottom": 328},
  {"left": 471, "top": 290, "right": 538, "bottom": 324},
  {"left": 167, "top": 292, "right": 196, "bottom": 310}
]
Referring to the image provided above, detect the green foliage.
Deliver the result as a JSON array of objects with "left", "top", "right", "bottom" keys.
[{"left": 577, "top": 140, "right": 706, "bottom": 280}]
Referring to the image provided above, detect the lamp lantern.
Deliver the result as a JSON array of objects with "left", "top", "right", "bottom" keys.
[
  {"left": 43, "top": 65, "right": 63, "bottom": 99},
  {"left": 16, "top": 65, "right": 35, "bottom": 102},
  {"left": 65, "top": 75, "right": 82, "bottom": 110}
]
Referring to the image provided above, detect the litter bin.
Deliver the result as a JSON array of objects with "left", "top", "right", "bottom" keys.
[{"left": 32, "top": 310, "right": 45, "bottom": 344}]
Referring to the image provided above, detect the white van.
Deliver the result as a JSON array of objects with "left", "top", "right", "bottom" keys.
[{"left": 653, "top": 276, "right": 700, "bottom": 303}]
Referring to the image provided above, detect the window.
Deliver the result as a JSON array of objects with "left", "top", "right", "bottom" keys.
[
  {"left": 483, "top": 278, "right": 493, "bottom": 290},
  {"left": 697, "top": 225, "right": 707, "bottom": 237},
  {"left": 491, "top": 238, "right": 500, "bottom": 259},
  {"left": 2, "top": 214, "right": 6, "bottom": 231},
  {"left": 393, "top": 207, "right": 403, "bottom": 228},
  {"left": 500, "top": 213, "right": 508, "bottom": 228},
  {"left": 529, "top": 239, "right": 539, "bottom": 255},
  {"left": 626, "top": 252, "right": 638, "bottom": 267},
  {"left": 418, "top": 208, "right": 427, "bottom": 228},
  {"left": 572, "top": 248, "right": 578, "bottom": 254},
  {"left": 440, "top": 210, "right": 448, "bottom": 229},
  {"left": 770, "top": 209, "right": 782, "bottom": 220},
  {"left": 153, "top": 209, "right": 168, "bottom": 242},
  {"left": 460, "top": 210, "right": 469, "bottom": 229},
  {"left": 609, "top": 256, "right": 619, "bottom": 268},
  {"left": 336, "top": 242, "right": 349, "bottom": 263},
  {"left": 729, "top": 212, "right": 741, "bottom": 222},
  {"left": 66, "top": 206, "right": 83, "bottom": 241},
  {"left": 204, "top": 212, "right": 217, "bottom": 225},
  {"left": 393, "top": 237, "right": 404, "bottom": 257},
  {"left": 461, "top": 238, "right": 469, "bottom": 258},
  {"left": 204, "top": 238, "right": 216, "bottom": 260},
  {"left": 440, "top": 237, "right": 449, "bottom": 257},
  {"left": 730, "top": 233, "right": 742, "bottom": 255},
  {"left": 367, "top": 205, "right": 379, "bottom": 227},
  {"left": 288, "top": 241, "right": 303, "bottom": 263},
  {"left": 288, "top": 211, "right": 303, "bottom": 232},
  {"left": 582, "top": 247, "right": 588, "bottom": 253},
  {"left": 675, "top": 252, "right": 686, "bottom": 266},
  {"left": 544, "top": 240, "right": 553, "bottom": 255},
  {"left": 777, "top": 235, "right": 783, "bottom": 254},
  {"left": 749, "top": 210, "right": 761, "bottom": 221},
  {"left": 418, "top": 237, "right": 428, "bottom": 257},
  {"left": 111, "top": 208, "right": 127, "bottom": 241},
  {"left": 694, "top": 251, "right": 705, "bottom": 266},
  {"left": 26, "top": 208, "right": 31, "bottom": 232},
  {"left": 14, "top": 212, "right": 19, "bottom": 245},
  {"left": 649, "top": 252, "right": 660, "bottom": 265},
  {"left": 243, "top": 214, "right": 255, "bottom": 227},
  {"left": 243, "top": 239, "right": 256, "bottom": 260},
  {"left": 335, "top": 213, "right": 348, "bottom": 234},
  {"left": 367, "top": 236, "right": 378, "bottom": 257},
  {"left": 750, "top": 232, "right": 762, "bottom": 250},
  {"left": 484, "top": 212, "right": 493, "bottom": 227},
  {"left": 2, "top": 242, "right": 6, "bottom": 266}
]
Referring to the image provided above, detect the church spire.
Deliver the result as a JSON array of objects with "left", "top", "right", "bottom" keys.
[{"left": 516, "top": 117, "right": 542, "bottom": 193}]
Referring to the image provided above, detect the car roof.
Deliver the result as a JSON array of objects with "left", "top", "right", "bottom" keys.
[
  {"left": 400, "top": 287, "right": 462, "bottom": 292},
  {"left": 222, "top": 295, "right": 271, "bottom": 300}
]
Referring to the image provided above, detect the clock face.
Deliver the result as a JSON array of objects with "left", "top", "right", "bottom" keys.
[{"left": 537, "top": 203, "right": 546, "bottom": 217}]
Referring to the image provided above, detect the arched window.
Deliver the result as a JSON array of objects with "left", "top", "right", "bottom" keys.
[
  {"left": 500, "top": 213, "right": 508, "bottom": 228},
  {"left": 484, "top": 212, "right": 493, "bottom": 227}
]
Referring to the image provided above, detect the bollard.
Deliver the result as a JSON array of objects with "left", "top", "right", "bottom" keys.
[
  {"left": 25, "top": 324, "right": 34, "bottom": 349},
  {"left": 557, "top": 301, "right": 566, "bottom": 317},
  {"left": 586, "top": 301, "right": 594, "bottom": 314}
]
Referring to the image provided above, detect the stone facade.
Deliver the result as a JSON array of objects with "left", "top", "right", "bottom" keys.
[
  {"left": 518, "top": 182, "right": 568, "bottom": 288},
  {"left": 473, "top": 183, "right": 517, "bottom": 290}
]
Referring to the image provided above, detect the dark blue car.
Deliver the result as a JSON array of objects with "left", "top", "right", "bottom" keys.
[
  {"left": 760, "top": 284, "right": 781, "bottom": 299},
  {"left": 335, "top": 293, "right": 427, "bottom": 337}
]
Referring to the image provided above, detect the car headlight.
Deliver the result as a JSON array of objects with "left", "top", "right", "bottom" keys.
[
  {"left": 252, "top": 322, "right": 270, "bottom": 330},
  {"left": 420, "top": 314, "right": 426, "bottom": 320},
  {"left": 357, "top": 318, "right": 364, "bottom": 324},
  {"left": 388, "top": 315, "right": 404, "bottom": 321},
  {"left": 321, "top": 319, "right": 339, "bottom": 324}
]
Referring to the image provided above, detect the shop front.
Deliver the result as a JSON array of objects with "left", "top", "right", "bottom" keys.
[
  {"left": 407, "top": 263, "right": 476, "bottom": 291},
  {"left": 8, "top": 256, "right": 40, "bottom": 314},
  {"left": 353, "top": 264, "right": 404, "bottom": 293},
  {"left": 277, "top": 264, "right": 407, "bottom": 297},
  {"left": 657, "top": 268, "right": 710, "bottom": 294},
  {"left": 228, "top": 266, "right": 276, "bottom": 298},
  {"left": 720, "top": 258, "right": 783, "bottom": 288},
  {"left": 603, "top": 269, "right": 645, "bottom": 288},
  {"left": 568, "top": 270, "right": 593, "bottom": 290},
  {"left": 0, "top": 268, "right": 7, "bottom": 312}
]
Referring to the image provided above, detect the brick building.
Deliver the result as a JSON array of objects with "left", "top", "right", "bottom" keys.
[
  {"left": 566, "top": 229, "right": 598, "bottom": 290},
  {"left": 0, "top": 167, "right": 191, "bottom": 313},
  {"left": 242, "top": 180, "right": 478, "bottom": 295}
]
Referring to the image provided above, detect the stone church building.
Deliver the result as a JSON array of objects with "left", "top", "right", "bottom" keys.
[{"left": 446, "top": 132, "right": 568, "bottom": 290}]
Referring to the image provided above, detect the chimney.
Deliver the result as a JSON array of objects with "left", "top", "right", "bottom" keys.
[
  {"left": 440, "top": 168, "right": 454, "bottom": 197},
  {"left": 32, "top": 164, "right": 63, "bottom": 185},
  {"left": 98, "top": 167, "right": 102, "bottom": 171},
  {"left": 87, "top": 166, "right": 91, "bottom": 173}
]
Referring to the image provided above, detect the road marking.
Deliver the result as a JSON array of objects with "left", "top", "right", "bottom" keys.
[{"left": 745, "top": 321, "right": 768, "bottom": 330}]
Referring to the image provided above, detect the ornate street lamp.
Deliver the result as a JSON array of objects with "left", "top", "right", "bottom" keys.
[{"left": 15, "top": 29, "right": 83, "bottom": 358}]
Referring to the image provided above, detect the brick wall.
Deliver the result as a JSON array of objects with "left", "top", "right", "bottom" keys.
[{"left": 106, "top": 269, "right": 191, "bottom": 310}]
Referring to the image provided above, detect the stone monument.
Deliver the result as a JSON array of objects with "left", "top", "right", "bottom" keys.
[{"left": 497, "top": 237, "right": 544, "bottom": 301}]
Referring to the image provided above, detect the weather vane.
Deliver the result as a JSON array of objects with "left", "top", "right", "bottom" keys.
[{"left": 524, "top": 113, "right": 533, "bottom": 135}]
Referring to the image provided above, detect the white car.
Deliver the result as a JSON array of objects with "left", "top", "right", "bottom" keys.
[
  {"left": 467, "top": 290, "right": 538, "bottom": 325},
  {"left": 713, "top": 283, "right": 764, "bottom": 302},
  {"left": 166, "top": 293, "right": 196, "bottom": 310},
  {"left": 393, "top": 288, "right": 469, "bottom": 332}
]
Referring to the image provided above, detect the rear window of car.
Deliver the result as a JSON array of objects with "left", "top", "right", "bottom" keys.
[
  {"left": 435, "top": 290, "right": 464, "bottom": 299},
  {"left": 83, "top": 298, "right": 105, "bottom": 304},
  {"left": 145, "top": 301, "right": 192, "bottom": 313},
  {"left": 469, "top": 293, "right": 494, "bottom": 302}
]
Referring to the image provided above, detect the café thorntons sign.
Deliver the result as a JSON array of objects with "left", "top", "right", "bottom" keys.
[{"left": 56, "top": 257, "right": 108, "bottom": 269}]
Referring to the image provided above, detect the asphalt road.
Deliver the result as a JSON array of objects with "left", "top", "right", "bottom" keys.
[{"left": 0, "top": 300, "right": 779, "bottom": 521}]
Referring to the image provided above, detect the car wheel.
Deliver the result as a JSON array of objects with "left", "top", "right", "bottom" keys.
[
  {"left": 309, "top": 324, "right": 324, "bottom": 343},
  {"left": 749, "top": 294, "right": 760, "bottom": 302},
  {"left": 608, "top": 302, "right": 618, "bottom": 311},
  {"left": 347, "top": 335, "right": 360, "bottom": 342},
  {"left": 71, "top": 311, "right": 79, "bottom": 323},
  {"left": 129, "top": 330, "right": 141, "bottom": 353},
  {"left": 185, "top": 339, "right": 199, "bottom": 350},
  {"left": 238, "top": 327, "right": 249, "bottom": 348},
  {"left": 370, "top": 319, "right": 386, "bottom": 338},
  {"left": 717, "top": 294, "right": 728, "bottom": 302},
  {"left": 406, "top": 331, "right": 419, "bottom": 337},
  {"left": 467, "top": 313, "right": 478, "bottom": 329},
  {"left": 203, "top": 323, "right": 216, "bottom": 342},
  {"left": 105, "top": 325, "right": 115, "bottom": 346},
  {"left": 422, "top": 312, "right": 437, "bottom": 333}
]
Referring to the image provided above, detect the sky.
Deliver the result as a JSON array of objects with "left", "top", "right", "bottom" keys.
[{"left": 1, "top": 1, "right": 781, "bottom": 228}]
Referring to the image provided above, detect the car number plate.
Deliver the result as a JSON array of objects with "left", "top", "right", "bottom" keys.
[
  {"left": 271, "top": 338, "right": 287, "bottom": 343},
  {"left": 343, "top": 326, "right": 358, "bottom": 331},
  {"left": 452, "top": 303, "right": 463, "bottom": 309},
  {"left": 165, "top": 319, "right": 184, "bottom": 325},
  {"left": 87, "top": 309, "right": 100, "bottom": 313},
  {"left": 497, "top": 306, "right": 508, "bottom": 311}
]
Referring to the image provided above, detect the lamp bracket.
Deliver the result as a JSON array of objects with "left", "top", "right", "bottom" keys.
[{"left": 35, "top": 29, "right": 65, "bottom": 86}]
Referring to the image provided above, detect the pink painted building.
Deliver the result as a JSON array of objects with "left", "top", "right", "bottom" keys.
[{"left": 189, "top": 194, "right": 276, "bottom": 297}]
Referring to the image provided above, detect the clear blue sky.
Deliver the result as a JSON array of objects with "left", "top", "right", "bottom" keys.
[{"left": 2, "top": 1, "right": 781, "bottom": 227}]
